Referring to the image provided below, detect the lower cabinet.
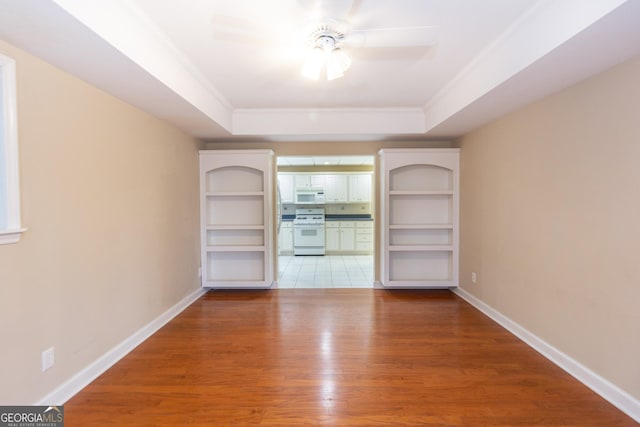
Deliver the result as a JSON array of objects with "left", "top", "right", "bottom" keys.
[
  {"left": 325, "top": 221, "right": 373, "bottom": 254},
  {"left": 355, "top": 222, "right": 374, "bottom": 252},
  {"left": 279, "top": 222, "right": 293, "bottom": 255},
  {"left": 325, "top": 223, "right": 341, "bottom": 251},
  {"left": 339, "top": 222, "right": 356, "bottom": 251}
]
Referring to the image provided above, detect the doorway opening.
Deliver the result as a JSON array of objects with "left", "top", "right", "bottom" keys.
[{"left": 276, "top": 155, "right": 375, "bottom": 288}]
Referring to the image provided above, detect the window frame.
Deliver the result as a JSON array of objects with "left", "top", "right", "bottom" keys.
[{"left": 0, "top": 52, "right": 25, "bottom": 244}]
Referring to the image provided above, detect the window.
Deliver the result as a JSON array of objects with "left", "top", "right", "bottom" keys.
[{"left": 0, "top": 52, "right": 24, "bottom": 244}]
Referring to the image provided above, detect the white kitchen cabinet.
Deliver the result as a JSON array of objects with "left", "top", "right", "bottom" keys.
[
  {"left": 278, "top": 174, "right": 295, "bottom": 203},
  {"left": 355, "top": 221, "right": 374, "bottom": 253},
  {"left": 283, "top": 173, "right": 372, "bottom": 204},
  {"left": 325, "top": 221, "right": 372, "bottom": 253},
  {"left": 279, "top": 221, "right": 293, "bottom": 254},
  {"left": 200, "top": 150, "right": 275, "bottom": 288},
  {"left": 324, "top": 174, "right": 348, "bottom": 202},
  {"left": 339, "top": 221, "right": 356, "bottom": 251},
  {"left": 348, "top": 174, "right": 372, "bottom": 202},
  {"left": 325, "top": 222, "right": 340, "bottom": 251},
  {"left": 379, "top": 148, "right": 459, "bottom": 288},
  {"left": 294, "top": 174, "right": 324, "bottom": 189},
  {"left": 294, "top": 174, "right": 308, "bottom": 189}
]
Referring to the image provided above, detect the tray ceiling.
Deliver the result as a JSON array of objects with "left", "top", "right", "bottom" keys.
[{"left": 1, "top": 0, "right": 639, "bottom": 142}]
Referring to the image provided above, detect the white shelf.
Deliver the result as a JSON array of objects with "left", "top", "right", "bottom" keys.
[
  {"left": 389, "top": 190, "right": 453, "bottom": 196},
  {"left": 389, "top": 224, "right": 453, "bottom": 230},
  {"left": 206, "top": 225, "right": 264, "bottom": 230},
  {"left": 206, "top": 245, "right": 265, "bottom": 252},
  {"left": 206, "top": 191, "right": 264, "bottom": 197},
  {"left": 389, "top": 245, "right": 453, "bottom": 252}
]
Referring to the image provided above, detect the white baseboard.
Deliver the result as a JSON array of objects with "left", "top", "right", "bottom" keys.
[
  {"left": 35, "top": 287, "right": 207, "bottom": 406},
  {"left": 452, "top": 287, "right": 640, "bottom": 423}
]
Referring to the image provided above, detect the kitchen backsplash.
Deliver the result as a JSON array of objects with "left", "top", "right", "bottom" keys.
[{"left": 282, "top": 203, "right": 370, "bottom": 215}]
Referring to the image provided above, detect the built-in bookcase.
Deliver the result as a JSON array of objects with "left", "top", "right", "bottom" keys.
[
  {"left": 379, "top": 149, "right": 459, "bottom": 288},
  {"left": 199, "top": 150, "right": 274, "bottom": 288}
]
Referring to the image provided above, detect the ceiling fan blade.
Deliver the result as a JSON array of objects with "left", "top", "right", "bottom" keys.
[
  {"left": 211, "top": 14, "right": 290, "bottom": 46},
  {"left": 212, "top": 29, "right": 273, "bottom": 46},
  {"left": 344, "top": 26, "right": 438, "bottom": 48},
  {"left": 297, "top": 0, "right": 360, "bottom": 21},
  {"left": 345, "top": 0, "right": 364, "bottom": 22},
  {"left": 212, "top": 14, "right": 264, "bottom": 35}
]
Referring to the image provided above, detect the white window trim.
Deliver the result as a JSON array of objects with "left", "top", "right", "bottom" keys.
[{"left": 0, "top": 52, "right": 25, "bottom": 244}]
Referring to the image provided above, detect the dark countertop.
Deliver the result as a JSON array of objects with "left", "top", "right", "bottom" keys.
[
  {"left": 282, "top": 214, "right": 373, "bottom": 221},
  {"left": 325, "top": 215, "right": 373, "bottom": 221}
]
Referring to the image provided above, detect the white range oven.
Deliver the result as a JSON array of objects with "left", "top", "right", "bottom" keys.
[{"left": 293, "top": 208, "right": 325, "bottom": 255}]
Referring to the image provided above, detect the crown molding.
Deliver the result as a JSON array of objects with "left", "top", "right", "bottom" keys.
[{"left": 232, "top": 108, "right": 426, "bottom": 136}]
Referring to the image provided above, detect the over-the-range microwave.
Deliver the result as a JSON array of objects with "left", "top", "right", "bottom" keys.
[{"left": 295, "top": 188, "right": 325, "bottom": 204}]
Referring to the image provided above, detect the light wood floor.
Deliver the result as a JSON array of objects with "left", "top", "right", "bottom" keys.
[{"left": 66, "top": 289, "right": 637, "bottom": 426}]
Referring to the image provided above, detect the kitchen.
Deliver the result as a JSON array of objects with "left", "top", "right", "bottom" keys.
[{"left": 277, "top": 156, "right": 374, "bottom": 288}]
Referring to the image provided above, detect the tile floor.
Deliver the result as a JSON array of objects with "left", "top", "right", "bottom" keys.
[{"left": 277, "top": 255, "right": 374, "bottom": 288}]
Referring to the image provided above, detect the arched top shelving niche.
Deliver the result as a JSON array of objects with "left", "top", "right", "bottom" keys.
[
  {"left": 205, "top": 165, "right": 264, "bottom": 194},
  {"left": 199, "top": 150, "right": 274, "bottom": 289},
  {"left": 379, "top": 149, "right": 459, "bottom": 289},
  {"left": 389, "top": 164, "right": 453, "bottom": 193}
]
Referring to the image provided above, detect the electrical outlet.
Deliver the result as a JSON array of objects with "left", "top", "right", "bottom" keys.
[
  {"left": 471, "top": 272, "right": 477, "bottom": 284},
  {"left": 198, "top": 267, "right": 202, "bottom": 278},
  {"left": 42, "top": 347, "right": 54, "bottom": 372}
]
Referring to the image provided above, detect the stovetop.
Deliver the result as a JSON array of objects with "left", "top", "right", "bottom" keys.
[{"left": 294, "top": 208, "right": 325, "bottom": 225}]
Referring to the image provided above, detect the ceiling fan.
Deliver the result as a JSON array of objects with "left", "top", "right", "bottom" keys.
[{"left": 211, "top": 0, "right": 438, "bottom": 80}]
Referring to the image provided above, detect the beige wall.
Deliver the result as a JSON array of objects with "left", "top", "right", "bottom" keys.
[
  {"left": 457, "top": 55, "right": 640, "bottom": 400},
  {"left": 0, "top": 40, "right": 202, "bottom": 403}
]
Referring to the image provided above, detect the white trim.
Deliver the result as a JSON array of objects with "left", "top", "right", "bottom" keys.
[
  {"left": 34, "top": 287, "right": 207, "bottom": 405},
  {"left": 0, "top": 227, "right": 27, "bottom": 244},
  {"left": 0, "top": 52, "right": 24, "bottom": 244},
  {"left": 453, "top": 287, "right": 640, "bottom": 423},
  {"left": 232, "top": 108, "right": 426, "bottom": 136}
]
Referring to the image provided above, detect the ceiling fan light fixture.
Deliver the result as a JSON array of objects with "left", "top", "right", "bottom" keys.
[
  {"left": 302, "top": 27, "right": 350, "bottom": 81},
  {"left": 332, "top": 48, "right": 351, "bottom": 71},
  {"left": 326, "top": 52, "right": 346, "bottom": 80},
  {"left": 326, "top": 63, "right": 343, "bottom": 80},
  {"left": 301, "top": 47, "right": 325, "bottom": 80}
]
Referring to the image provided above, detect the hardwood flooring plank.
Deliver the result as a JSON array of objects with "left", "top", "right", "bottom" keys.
[{"left": 65, "top": 289, "right": 637, "bottom": 426}]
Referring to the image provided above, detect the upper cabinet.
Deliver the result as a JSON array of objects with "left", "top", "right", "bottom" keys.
[
  {"left": 379, "top": 149, "right": 459, "bottom": 288},
  {"left": 199, "top": 150, "right": 275, "bottom": 288},
  {"left": 348, "top": 174, "right": 372, "bottom": 202},
  {"left": 294, "top": 174, "right": 324, "bottom": 189},
  {"left": 324, "top": 174, "right": 348, "bottom": 203},
  {"left": 278, "top": 172, "right": 372, "bottom": 204}
]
